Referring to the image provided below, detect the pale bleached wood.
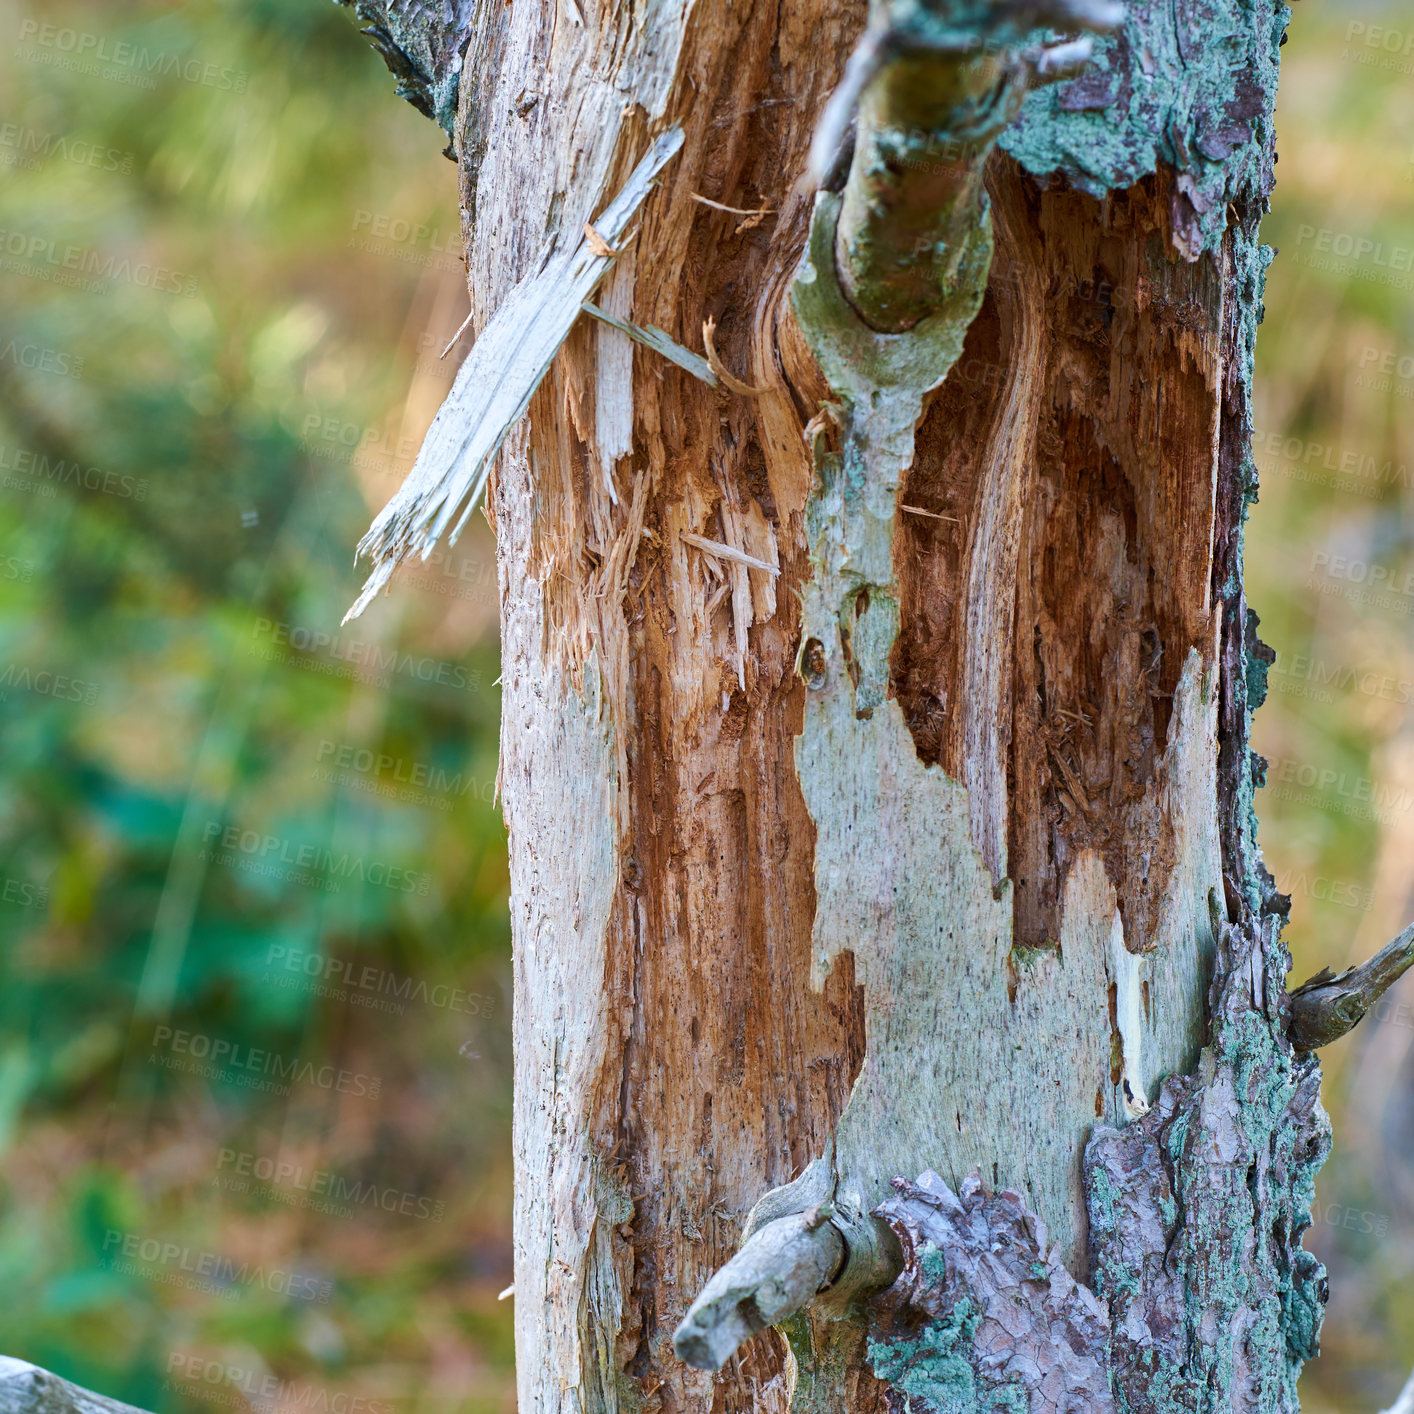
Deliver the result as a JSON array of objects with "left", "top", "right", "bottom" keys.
[
  {"left": 580, "top": 301, "right": 718, "bottom": 388},
  {"left": 460, "top": 1, "right": 867, "bottom": 1406},
  {"left": 0, "top": 1361, "right": 151, "bottom": 1414},
  {"left": 344, "top": 128, "right": 684, "bottom": 623}
]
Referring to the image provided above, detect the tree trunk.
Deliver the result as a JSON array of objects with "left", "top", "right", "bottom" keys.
[{"left": 339, "top": 0, "right": 1349, "bottom": 1408}]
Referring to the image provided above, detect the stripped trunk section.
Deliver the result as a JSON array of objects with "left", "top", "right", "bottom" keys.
[{"left": 339, "top": 0, "right": 1331, "bottom": 1403}]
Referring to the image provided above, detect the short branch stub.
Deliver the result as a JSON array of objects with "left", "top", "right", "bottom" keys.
[
  {"left": 1288, "top": 921, "right": 1414, "bottom": 1051},
  {"left": 671, "top": 1209, "right": 845, "bottom": 1370}
]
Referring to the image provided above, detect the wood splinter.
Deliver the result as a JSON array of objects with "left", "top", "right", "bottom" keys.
[
  {"left": 1287, "top": 920, "right": 1414, "bottom": 1051},
  {"left": 671, "top": 1208, "right": 845, "bottom": 1371}
]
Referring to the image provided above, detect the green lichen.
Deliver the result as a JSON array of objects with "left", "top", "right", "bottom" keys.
[
  {"left": 868, "top": 1292, "right": 1037, "bottom": 1414},
  {"left": 1001, "top": 0, "right": 1290, "bottom": 256},
  {"left": 867, "top": 1294, "right": 982, "bottom": 1413}
]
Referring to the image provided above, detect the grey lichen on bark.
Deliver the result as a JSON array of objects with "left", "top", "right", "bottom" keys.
[
  {"left": 999, "top": 0, "right": 1284, "bottom": 258},
  {"left": 335, "top": 0, "right": 472, "bottom": 133},
  {"left": 865, "top": 901, "right": 1333, "bottom": 1413},
  {"left": 1084, "top": 897, "right": 1331, "bottom": 1411}
]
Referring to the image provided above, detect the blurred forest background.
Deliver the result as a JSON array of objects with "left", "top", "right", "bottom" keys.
[{"left": 0, "top": 0, "right": 1409, "bottom": 1411}]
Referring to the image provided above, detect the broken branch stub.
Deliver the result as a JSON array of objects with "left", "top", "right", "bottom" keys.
[
  {"left": 1287, "top": 920, "right": 1414, "bottom": 1051},
  {"left": 672, "top": 1157, "right": 900, "bottom": 1372},
  {"left": 672, "top": 1210, "right": 846, "bottom": 1371},
  {"left": 343, "top": 127, "right": 684, "bottom": 624},
  {"left": 824, "top": 0, "right": 1124, "bottom": 331}
]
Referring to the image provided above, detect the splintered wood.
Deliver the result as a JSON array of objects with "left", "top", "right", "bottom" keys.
[
  {"left": 343, "top": 127, "right": 684, "bottom": 624},
  {"left": 437, "top": 0, "right": 1235, "bottom": 1403},
  {"left": 463, "top": 0, "right": 870, "bottom": 1407}
]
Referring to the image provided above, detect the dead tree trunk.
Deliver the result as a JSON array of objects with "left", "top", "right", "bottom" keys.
[{"left": 336, "top": 0, "right": 1412, "bottom": 1408}]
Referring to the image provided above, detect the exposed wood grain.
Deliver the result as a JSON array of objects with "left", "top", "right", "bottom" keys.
[
  {"left": 377, "top": 0, "right": 1324, "bottom": 1393},
  {"left": 451, "top": 0, "right": 872, "bottom": 1406}
]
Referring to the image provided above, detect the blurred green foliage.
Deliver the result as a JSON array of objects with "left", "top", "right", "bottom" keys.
[
  {"left": 1252, "top": 6, "right": 1414, "bottom": 1408},
  {"left": 0, "top": 0, "right": 513, "bottom": 1409},
  {"left": 0, "top": 0, "right": 1411, "bottom": 1409}
]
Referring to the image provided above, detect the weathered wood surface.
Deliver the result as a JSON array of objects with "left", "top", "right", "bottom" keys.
[
  {"left": 445, "top": 0, "right": 873, "bottom": 1408},
  {"left": 345, "top": 129, "right": 686, "bottom": 622},
  {"left": 339, "top": 0, "right": 1330, "bottom": 1400},
  {"left": 0, "top": 1361, "right": 151, "bottom": 1414}
]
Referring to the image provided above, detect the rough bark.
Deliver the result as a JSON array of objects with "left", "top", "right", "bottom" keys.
[{"left": 340, "top": 0, "right": 1333, "bottom": 1407}]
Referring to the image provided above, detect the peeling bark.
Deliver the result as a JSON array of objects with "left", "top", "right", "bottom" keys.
[{"left": 870, "top": 1172, "right": 1113, "bottom": 1414}]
